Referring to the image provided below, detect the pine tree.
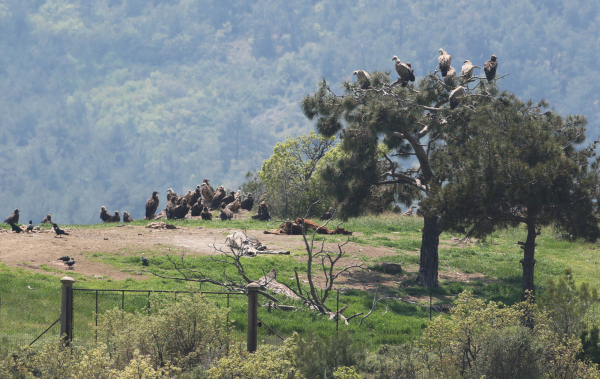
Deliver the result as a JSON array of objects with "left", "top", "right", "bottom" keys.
[
  {"left": 301, "top": 70, "right": 470, "bottom": 287},
  {"left": 426, "top": 92, "right": 600, "bottom": 300}
]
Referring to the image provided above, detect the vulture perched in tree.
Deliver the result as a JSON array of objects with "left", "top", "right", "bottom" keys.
[
  {"left": 172, "top": 199, "right": 190, "bottom": 219},
  {"left": 392, "top": 56, "right": 415, "bottom": 86},
  {"left": 438, "top": 49, "right": 452, "bottom": 77},
  {"left": 449, "top": 86, "right": 466, "bottom": 109},
  {"left": 190, "top": 185, "right": 202, "bottom": 206},
  {"left": 145, "top": 191, "right": 160, "bottom": 220},
  {"left": 460, "top": 60, "right": 479, "bottom": 82},
  {"left": 444, "top": 67, "right": 457, "bottom": 84},
  {"left": 484, "top": 55, "right": 498, "bottom": 81},
  {"left": 107, "top": 211, "right": 120, "bottom": 223},
  {"left": 240, "top": 193, "right": 254, "bottom": 211},
  {"left": 211, "top": 186, "right": 226, "bottom": 209},
  {"left": 123, "top": 211, "right": 133, "bottom": 223},
  {"left": 222, "top": 191, "right": 236, "bottom": 206},
  {"left": 42, "top": 214, "right": 52, "bottom": 224},
  {"left": 201, "top": 205, "right": 213, "bottom": 220},
  {"left": 352, "top": 70, "right": 371, "bottom": 89},
  {"left": 4, "top": 209, "right": 19, "bottom": 225},
  {"left": 219, "top": 203, "right": 233, "bottom": 221},
  {"left": 100, "top": 206, "right": 112, "bottom": 222}
]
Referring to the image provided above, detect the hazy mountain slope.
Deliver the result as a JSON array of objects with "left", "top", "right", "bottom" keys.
[{"left": 0, "top": 0, "right": 598, "bottom": 223}]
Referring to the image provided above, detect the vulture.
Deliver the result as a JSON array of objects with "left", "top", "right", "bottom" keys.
[
  {"left": 190, "top": 201, "right": 203, "bottom": 216},
  {"left": 183, "top": 190, "right": 193, "bottom": 205},
  {"left": 202, "top": 179, "right": 215, "bottom": 201},
  {"left": 100, "top": 206, "right": 112, "bottom": 222},
  {"left": 484, "top": 55, "right": 498, "bottom": 81},
  {"left": 107, "top": 211, "right": 121, "bottom": 223},
  {"left": 352, "top": 70, "right": 371, "bottom": 89},
  {"left": 438, "top": 49, "right": 452, "bottom": 77},
  {"left": 444, "top": 66, "right": 457, "bottom": 84},
  {"left": 53, "top": 223, "right": 69, "bottom": 237},
  {"left": 235, "top": 190, "right": 241, "bottom": 202},
  {"left": 4, "top": 209, "right": 19, "bottom": 225},
  {"left": 167, "top": 188, "right": 177, "bottom": 202},
  {"left": 27, "top": 221, "right": 34, "bottom": 232},
  {"left": 42, "top": 214, "right": 52, "bottom": 224},
  {"left": 222, "top": 191, "right": 236, "bottom": 206},
  {"left": 240, "top": 193, "right": 254, "bottom": 211},
  {"left": 320, "top": 207, "right": 335, "bottom": 221},
  {"left": 219, "top": 203, "right": 233, "bottom": 221},
  {"left": 227, "top": 199, "right": 241, "bottom": 212},
  {"left": 165, "top": 197, "right": 178, "bottom": 219},
  {"left": 211, "top": 186, "right": 226, "bottom": 210},
  {"left": 145, "top": 191, "right": 160, "bottom": 220},
  {"left": 460, "top": 60, "right": 479, "bottom": 82},
  {"left": 172, "top": 199, "right": 190, "bottom": 219},
  {"left": 392, "top": 56, "right": 415, "bottom": 85},
  {"left": 449, "top": 86, "right": 466, "bottom": 109},
  {"left": 123, "top": 211, "right": 133, "bottom": 223},
  {"left": 190, "top": 185, "right": 202, "bottom": 206},
  {"left": 9, "top": 223, "right": 22, "bottom": 233},
  {"left": 201, "top": 205, "right": 213, "bottom": 220},
  {"left": 251, "top": 201, "right": 271, "bottom": 221}
]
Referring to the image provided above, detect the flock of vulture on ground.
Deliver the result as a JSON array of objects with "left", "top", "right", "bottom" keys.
[
  {"left": 354, "top": 49, "right": 498, "bottom": 108},
  {"left": 96, "top": 179, "right": 270, "bottom": 223}
]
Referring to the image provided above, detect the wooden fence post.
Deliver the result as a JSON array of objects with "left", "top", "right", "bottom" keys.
[
  {"left": 247, "top": 283, "right": 259, "bottom": 353},
  {"left": 60, "top": 276, "right": 75, "bottom": 345}
]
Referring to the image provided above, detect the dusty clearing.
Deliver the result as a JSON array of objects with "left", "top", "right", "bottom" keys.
[{"left": 0, "top": 225, "right": 485, "bottom": 297}]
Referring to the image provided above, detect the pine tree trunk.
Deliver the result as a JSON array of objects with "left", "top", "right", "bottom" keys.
[
  {"left": 415, "top": 213, "right": 441, "bottom": 287},
  {"left": 520, "top": 223, "right": 538, "bottom": 302}
]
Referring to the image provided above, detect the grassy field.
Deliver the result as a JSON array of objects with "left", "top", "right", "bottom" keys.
[{"left": 1, "top": 215, "right": 599, "bottom": 354}]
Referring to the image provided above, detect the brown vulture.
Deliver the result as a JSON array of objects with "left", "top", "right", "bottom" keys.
[
  {"left": 227, "top": 199, "right": 241, "bottom": 212},
  {"left": 100, "top": 206, "right": 112, "bottom": 222},
  {"left": 42, "top": 214, "right": 53, "bottom": 224},
  {"left": 222, "top": 191, "right": 235, "bottom": 206},
  {"left": 166, "top": 188, "right": 177, "bottom": 202},
  {"left": 202, "top": 180, "right": 215, "bottom": 202},
  {"left": 4, "top": 209, "right": 19, "bottom": 225},
  {"left": 190, "top": 185, "right": 202, "bottom": 206},
  {"left": 107, "top": 211, "right": 120, "bottom": 223},
  {"left": 145, "top": 191, "right": 160, "bottom": 220},
  {"left": 235, "top": 190, "right": 241, "bottom": 202},
  {"left": 460, "top": 60, "right": 479, "bottom": 82},
  {"left": 320, "top": 207, "right": 335, "bottom": 220},
  {"left": 449, "top": 86, "right": 466, "bottom": 109},
  {"left": 240, "top": 193, "right": 254, "bottom": 211},
  {"left": 165, "top": 197, "right": 178, "bottom": 219},
  {"left": 438, "top": 49, "right": 452, "bottom": 77},
  {"left": 211, "top": 186, "right": 226, "bottom": 209},
  {"left": 484, "top": 55, "right": 498, "bottom": 81},
  {"left": 352, "top": 70, "right": 371, "bottom": 89},
  {"left": 123, "top": 211, "right": 133, "bottom": 223},
  {"left": 191, "top": 201, "right": 203, "bottom": 216},
  {"left": 183, "top": 190, "right": 193, "bottom": 205},
  {"left": 201, "top": 205, "right": 213, "bottom": 220},
  {"left": 392, "top": 56, "right": 415, "bottom": 85},
  {"left": 251, "top": 201, "right": 271, "bottom": 221},
  {"left": 444, "top": 66, "right": 457, "bottom": 84},
  {"left": 219, "top": 202, "right": 233, "bottom": 221},
  {"left": 172, "top": 199, "right": 190, "bottom": 219}
]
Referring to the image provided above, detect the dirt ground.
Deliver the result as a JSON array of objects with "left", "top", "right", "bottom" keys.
[{"left": 0, "top": 223, "right": 484, "bottom": 297}]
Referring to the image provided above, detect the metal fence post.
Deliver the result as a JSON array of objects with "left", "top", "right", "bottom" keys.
[
  {"left": 60, "top": 276, "right": 75, "bottom": 345},
  {"left": 247, "top": 283, "right": 259, "bottom": 353}
]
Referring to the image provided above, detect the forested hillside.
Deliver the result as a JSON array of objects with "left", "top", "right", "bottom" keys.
[{"left": 0, "top": 0, "right": 598, "bottom": 224}]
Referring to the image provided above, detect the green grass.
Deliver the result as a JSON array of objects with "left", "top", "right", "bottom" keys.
[{"left": 2, "top": 214, "right": 600, "bottom": 354}]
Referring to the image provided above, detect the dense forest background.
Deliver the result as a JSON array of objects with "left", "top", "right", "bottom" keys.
[{"left": 0, "top": 0, "right": 598, "bottom": 224}]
